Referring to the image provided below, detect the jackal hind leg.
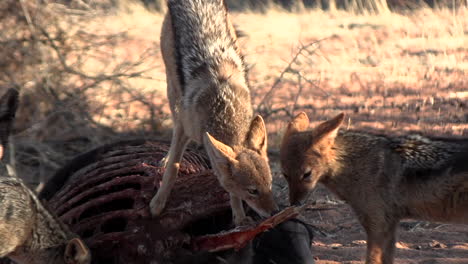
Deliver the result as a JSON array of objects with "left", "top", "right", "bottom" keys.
[
  {"left": 364, "top": 217, "right": 398, "bottom": 264},
  {"left": 150, "top": 124, "right": 190, "bottom": 216},
  {"left": 450, "top": 182, "right": 468, "bottom": 223}
]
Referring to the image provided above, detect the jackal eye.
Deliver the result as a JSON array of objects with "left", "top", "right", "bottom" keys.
[
  {"left": 247, "top": 188, "right": 259, "bottom": 196},
  {"left": 303, "top": 171, "right": 312, "bottom": 180}
]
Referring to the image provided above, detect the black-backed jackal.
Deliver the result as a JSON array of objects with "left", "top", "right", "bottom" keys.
[
  {"left": 149, "top": 0, "right": 277, "bottom": 225},
  {"left": 280, "top": 112, "right": 468, "bottom": 264}
]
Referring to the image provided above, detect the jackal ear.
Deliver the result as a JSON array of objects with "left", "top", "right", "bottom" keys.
[
  {"left": 313, "top": 113, "right": 345, "bottom": 147},
  {"left": 0, "top": 88, "right": 19, "bottom": 160},
  {"left": 0, "top": 88, "right": 19, "bottom": 120},
  {"left": 286, "top": 112, "right": 309, "bottom": 135},
  {"left": 64, "top": 238, "right": 91, "bottom": 264},
  {"left": 246, "top": 115, "right": 267, "bottom": 156},
  {"left": 204, "top": 132, "right": 238, "bottom": 168}
]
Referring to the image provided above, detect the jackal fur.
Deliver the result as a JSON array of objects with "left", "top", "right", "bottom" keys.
[
  {"left": 280, "top": 112, "right": 468, "bottom": 264},
  {"left": 149, "top": 0, "right": 277, "bottom": 224}
]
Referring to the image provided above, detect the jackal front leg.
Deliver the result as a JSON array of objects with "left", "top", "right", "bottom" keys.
[
  {"left": 364, "top": 218, "right": 398, "bottom": 264},
  {"left": 158, "top": 153, "right": 170, "bottom": 168},
  {"left": 150, "top": 124, "right": 190, "bottom": 216}
]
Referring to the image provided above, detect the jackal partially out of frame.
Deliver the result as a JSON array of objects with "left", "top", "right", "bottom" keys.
[
  {"left": 280, "top": 112, "right": 468, "bottom": 264},
  {"left": 0, "top": 89, "right": 91, "bottom": 264},
  {"left": 149, "top": 0, "right": 277, "bottom": 224}
]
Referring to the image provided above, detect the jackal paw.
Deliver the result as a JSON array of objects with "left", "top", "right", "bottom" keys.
[
  {"left": 149, "top": 193, "right": 167, "bottom": 217},
  {"left": 159, "top": 154, "right": 169, "bottom": 168}
]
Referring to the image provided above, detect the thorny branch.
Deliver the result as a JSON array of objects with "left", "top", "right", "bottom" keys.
[
  {"left": 38, "top": 26, "right": 154, "bottom": 94},
  {"left": 255, "top": 38, "right": 332, "bottom": 120}
]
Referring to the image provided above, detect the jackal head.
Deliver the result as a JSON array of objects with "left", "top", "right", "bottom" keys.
[
  {"left": 203, "top": 115, "right": 277, "bottom": 218},
  {"left": 280, "top": 112, "right": 344, "bottom": 205}
]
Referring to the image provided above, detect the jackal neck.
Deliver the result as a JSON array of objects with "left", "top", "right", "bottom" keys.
[
  {"left": 25, "top": 186, "right": 74, "bottom": 250},
  {"left": 320, "top": 130, "right": 388, "bottom": 191},
  {"left": 198, "top": 76, "right": 253, "bottom": 148},
  {"left": 168, "top": 0, "right": 245, "bottom": 91}
]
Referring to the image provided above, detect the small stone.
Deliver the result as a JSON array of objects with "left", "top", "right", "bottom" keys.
[
  {"left": 429, "top": 240, "right": 446, "bottom": 248},
  {"left": 329, "top": 243, "right": 342, "bottom": 249},
  {"left": 351, "top": 240, "right": 366, "bottom": 246},
  {"left": 137, "top": 245, "right": 147, "bottom": 255}
]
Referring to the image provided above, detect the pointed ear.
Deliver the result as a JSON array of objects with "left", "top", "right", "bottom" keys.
[
  {"left": 64, "top": 238, "right": 91, "bottom": 264},
  {"left": 0, "top": 88, "right": 19, "bottom": 160},
  {"left": 282, "top": 112, "right": 309, "bottom": 146},
  {"left": 286, "top": 112, "right": 309, "bottom": 135},
  {"left": 204, "top": 132, "right": 238, "bottom": 168},
  {"left": 0, "top": 88, "right": 19, "bottom": 121},
  {"left": 313, "top": 113, "right": 345, "bottom": 148},
  {"left": 245, "top": 115, "right": 267, "bottom": 156}
]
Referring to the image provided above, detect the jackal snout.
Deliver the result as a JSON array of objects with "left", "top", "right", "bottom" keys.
[
  {"left": 280, "top": 112, "right": 344, "bottom": 205},
  {"left": 204, "top": 116, "right": 278, "bottom": 217},
  {"left": 209, "top": 147, "right": 278, "bottom": 217},
  {"left": 233, "top": 150, "right": 278, "bottom": 217}
]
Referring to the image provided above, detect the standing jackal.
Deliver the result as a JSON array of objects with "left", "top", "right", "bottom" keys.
[
  {"left": 0, "top": 89, "right": 91, "bottom": 264},
  {"left": 149, "top": 0, "right": 277, "bottom": 225},
  {"left": 280, "top": 112, "right": 468, "bottom": 264}
]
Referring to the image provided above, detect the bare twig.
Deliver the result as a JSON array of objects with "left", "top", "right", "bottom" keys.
[
  {"left": 39, "top": 26, "right": 151, "bottom": 88},
  {"left": 256, "top": 38, "right": 328, "bottom": 111}
]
